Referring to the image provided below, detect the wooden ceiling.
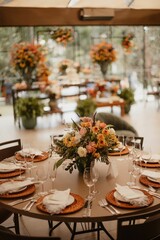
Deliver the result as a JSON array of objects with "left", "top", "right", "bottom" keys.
[{"left": 0, "top": 0, "right": 160, "bottom": 26}]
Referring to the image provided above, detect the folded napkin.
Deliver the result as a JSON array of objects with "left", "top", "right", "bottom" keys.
[
  {"left": 0, "top": 162, "right": 22, "bottom": 172},
  {"left": 19, "top": 148, "right": 42, "bottom": 157},
  {"left": 43, "top": 189, "right": 71, "bottom": 214},
  {"left": 115, "top": 184, "right": 148, "bottom": 206},
  {"left": 0, "top": 179, "right": 33, "bottom": 194},
  {"left": 142, "top": 170, "right": 160, "bottom": 180}
]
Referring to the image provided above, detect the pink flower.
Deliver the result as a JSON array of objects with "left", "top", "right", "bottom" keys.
[{"left": 79, "top": 127, "right": 87, "bottom": 136}]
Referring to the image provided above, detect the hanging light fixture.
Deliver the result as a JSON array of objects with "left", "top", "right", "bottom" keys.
[{"left": 124, "top": 0, "right": 135, "bottom": 7}]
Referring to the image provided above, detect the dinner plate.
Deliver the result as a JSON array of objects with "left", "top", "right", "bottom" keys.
[
  {"left": 147, "top": 176, "right": 160, "bottom": 184},
  {"left": 8, "top": 186, "right": 27, "bottom": 194},
  {"left": 0, "top": 168, "right": 18, "bottom": 173}
]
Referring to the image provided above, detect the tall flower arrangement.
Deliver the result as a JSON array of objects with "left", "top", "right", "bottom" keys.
[
  {"left": 53, "top": 115, "right": 119, "bottom": 173},
  {"left": 51, "top": 28, "right": 74, "bottom": 46},
  {"left": 10, "top": 42, "right": 44, "bottom": 88},
  {"left": 90, "top": 41, "right": 117, "bottom": 79},
  {"left": 58, "top": 59, "right": 73, "bottom": 75},
  {"left": 121, "top": 33, "right": 134, "bottom": 53}
]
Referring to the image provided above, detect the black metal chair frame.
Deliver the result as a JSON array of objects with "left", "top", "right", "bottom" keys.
[
  {"left": 0, "top": 139, "right": 22, "bottom": 234},
  {"left": 117, "top": 204, "right": 160, "bottom": 240}
]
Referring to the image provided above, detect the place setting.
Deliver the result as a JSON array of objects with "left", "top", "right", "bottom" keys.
[
  {"left": 15, "top": 147, "right": 49, "bottom": 162},
  {"left": 139, "top": 170, "right": 160, "bottom": 189},
  {"left": 136, "top": 154, "right": 160, "bottom": 168},
  {"left": 36, "top": 188, "right": 85, "bottom": 215},
  {"left": 0, "top": 179, "right": 36, "bottom": 199},
  {"left": 0, "top": 161, "right": 26, "bottom": 179},
  {"left": 105, "top": 184, "right": 154, "bottom": 209},
  {"left": 108, "top": 135, "right": 129, "bottom": 157}
]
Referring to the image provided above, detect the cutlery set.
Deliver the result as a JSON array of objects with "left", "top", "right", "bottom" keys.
[{"left": 98, "top": 199, "right": 120, "bottom": 215}]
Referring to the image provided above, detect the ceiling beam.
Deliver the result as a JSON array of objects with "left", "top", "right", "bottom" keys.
[{"left": 0, "top": 7, "right": 160, "bottom": 26}]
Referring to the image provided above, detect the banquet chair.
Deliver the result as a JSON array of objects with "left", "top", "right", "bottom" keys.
[
  {"left": 0, "top": 139, "right": 22, "bottom": 161},
  {"left": 0, "top": 225, "right": 61, "bottom": 240},
  {"left": 116, "top": 205, "right": 160, "bottom": 240},
  {"left": 0, "top": 139, "right": 22, "bottom": 233},
  {"left": 95, "top": 112, "right": 138, "bottom": 137}
]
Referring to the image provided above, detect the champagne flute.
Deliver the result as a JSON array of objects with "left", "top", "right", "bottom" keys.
[
  {"left": 91, "top": 164, "right": 99, "bottom": 195},
  {"left": 83, "top": 167, "right": 94, "bottom": 200},
  {"left": 127, "top": 154, "right": 135, "bottom": 186},
  {"left": 48, "top": 161, "right": 57, "bottom": 193}
]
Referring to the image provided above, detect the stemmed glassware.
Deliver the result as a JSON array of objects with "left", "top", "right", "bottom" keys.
[
  {"left": 83, "top": 167, "right": 94, "bottom": 200},
  {"left": 91, "top": 164, "right": 99, "bottom": 195},
  {"left": 118, "top": 135, "right": 125, "bottom": 160},
  {"left": 36, "top": 163, "right": 49, "bottom": 196},
  {"left": 125, "top": 136, "right": 135, "bottom": 154},
  {"left": 48, "top": 160, "right": 57, "bottom": 193},
  {"left": 141, "top": 146, "right": 152, "bottom": 167}
]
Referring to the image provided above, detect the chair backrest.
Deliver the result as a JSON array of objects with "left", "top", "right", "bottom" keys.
[
  {"left": 0, "top": 139, "right": 22, "bottom": 161},
  {"left": 95, "top": 112, "right": 138, "bottom": 136},
  {"left": 0, "top": 226, "right": 61, "bottom": 240},
  {"left": 117, "top": 205, "right": 160, "bottom": 240}
]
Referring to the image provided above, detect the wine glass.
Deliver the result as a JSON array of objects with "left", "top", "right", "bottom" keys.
[
  {"left": 141, "top": 146, "right": 152, "bottom": 167},
  {"left": 117, "top": 135, "right": 124, "bottom": 160},
  {"left": 83, "top": 167, "right": 94, "bottom": 200},
  {"left": 127, "top": 154, "right": 135, "bottom": 186},
  {"left": 125, "top": 136, "right": 135, "bottom": 154},
  {"left": 91, "top": 164, "right": 99, "bottom": 195}
]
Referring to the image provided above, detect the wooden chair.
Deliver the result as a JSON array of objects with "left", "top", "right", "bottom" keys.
[
  {"left": 0, "top": 139, "right": 22, "bottom": 161},
  {"left": 0, "top": 225, "right": 61, "bottom": 240},
  {"left": 117, "top": 205, "right": 160, "bottom": 240},
  {"left": 0, "top": 139, "right": 22, "bottom": 233}
]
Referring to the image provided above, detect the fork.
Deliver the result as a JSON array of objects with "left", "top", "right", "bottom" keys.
[
  {"left": 98, "top": 199, "right": 115, "bottom": 214},
  {"left": 101, "top": 198, "right": 120, "bottom": 214}
]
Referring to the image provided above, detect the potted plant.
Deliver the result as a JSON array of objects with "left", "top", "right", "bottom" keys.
[
  {"left": 118, "top": 88, "right": 135, "bottom": 113},
  {"left": 75, "top": 98, "right": 97, "bottom": 117},
  {"left": 15, "top": 97, "right": 44, "bottom": 129}
]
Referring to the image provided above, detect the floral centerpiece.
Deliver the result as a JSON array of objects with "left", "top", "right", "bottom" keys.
[
  {"left": 90, "top": 41, "right": 117, "bottom": 79},
  {"left": 53, "top": 114, "right": 119, "bottom": 173},
  {"left": 10, "top": 42, "right": 44, "bottom": 88},
  {"left": 121, "top": 33, "right": 134, "bottom": 53},
  {"left": 51, "top": 27, "right": 74, "bottom": 46}
]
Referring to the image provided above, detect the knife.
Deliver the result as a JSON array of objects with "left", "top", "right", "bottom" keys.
[{"left": 9, "top": 197, "right": 34, "bottom": 206}]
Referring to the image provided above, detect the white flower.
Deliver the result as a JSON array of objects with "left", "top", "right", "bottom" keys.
[
  {"left": 108, "top": 128, "right": 116, "bottom": 135},
  {"left": 77, "top": 147, "right": 87, "bottom": 157},
  {"left": 74, "top": 132, "right": 81, "bottom": 144}
]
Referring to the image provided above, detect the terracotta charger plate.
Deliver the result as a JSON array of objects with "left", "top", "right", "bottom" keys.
[
  {"left": 136, "top": 161, "right": 160, "bottom": 168},
  {"left": 108, "top": 147, "right": 129, "bottom": 156},
  {"left": 106, "top": 189, "right": 154, "bottom": 209},
  {"left": 0, "top": 169, "right": 25, "bottom": 179},
  {"left": 15, "top": 151, "right": 49, "bottom": 162},
  {"left": 139, "top": 175, "right": 160, "bottom": 188},
  {"left": 0, "top": 180, "right": 36, "bottom": 199},
  {"left": 36, "top": 193, "right": 85, "bottom": 214}
]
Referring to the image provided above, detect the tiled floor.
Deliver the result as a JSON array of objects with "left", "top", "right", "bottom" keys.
[{"left": 0, "top": 97, "right": 160, "bottom": 239}]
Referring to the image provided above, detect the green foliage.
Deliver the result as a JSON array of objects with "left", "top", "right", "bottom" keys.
[
  {"left": 15, "top": 97, "right": 44, "bottom": 119},
  {"left": 75, "top": 98, "right": 97, "bottom": 117},
  {"left": 118, "top": 88, "right": 135, "bottom": 105}
]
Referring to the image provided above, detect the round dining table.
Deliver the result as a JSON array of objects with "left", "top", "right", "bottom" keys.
[{"left": 0, "top": 152, "right": 160, "bottom": 239}]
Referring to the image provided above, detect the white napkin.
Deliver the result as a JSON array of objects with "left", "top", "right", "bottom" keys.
[
  {"left": 0, "top": 179, "right": 33, "bottom": 194},
  {"left": 0, "top": 163, "right": 22, "bottom": 172},
  {"left": 43, "top": 189, "right": 71, "bottom": 214},
  {"left": 19, "top": 148, "right": 42, "bottom": 157},
  {"left": 115, "top": 184, "right": 144, "bottom": 200},
  {"left": 115, "top": 184, "right": 148, "bottom": 206},
  {"left": 142, "top": 170, "right": 160, "bottom": 180}
]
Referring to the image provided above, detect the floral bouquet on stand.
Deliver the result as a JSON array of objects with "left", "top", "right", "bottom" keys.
[
  {"left": 10, "top": 42, "right": 44, "bottom": 88},
  {"left": 51, "top": 27, "right": 74, "bottom": 45},
  {"left": 90, "top": 41, "right": 117, "bottom": 80},
  {"left": 121, "top": 33, "right": 134, "bottom": 53},
  {"left": 53, "top": 114, "right": 119, "bottom": 173},
  {"left": 58, "top": 59, "right": 73, "bottom": 75}
]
